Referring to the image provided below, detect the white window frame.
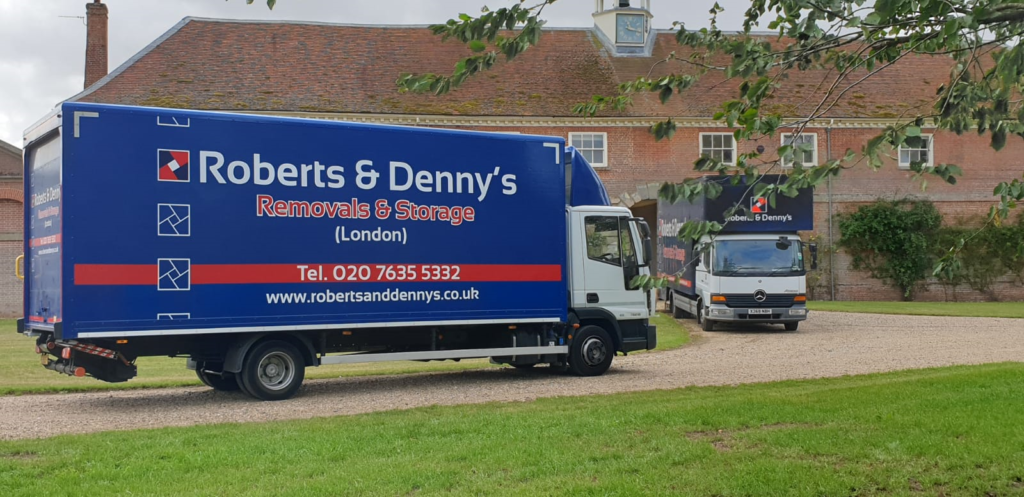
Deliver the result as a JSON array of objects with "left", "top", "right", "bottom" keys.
[
  {"left": 898, "top": 134, "right": 934, "bottom": 170},
  {"left": 569, "top": 132, "right": 608, "bottom": 168},
  {"left": 699, "top": 132, "right": 737, "bottom": 166},
  {"left": 780, "top": 133, "right": 818, "bottom": 169}
]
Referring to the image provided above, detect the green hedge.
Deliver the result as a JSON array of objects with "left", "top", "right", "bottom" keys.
[{"left": 837, "top": 199, "right": 1024, "bottom": 300}]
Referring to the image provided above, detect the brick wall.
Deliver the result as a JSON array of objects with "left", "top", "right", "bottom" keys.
[
  {"left": 0, "top": 190, "right": 23, "bottom": 317},
  {"left": 0, "top": 240, "right": 23, "bottom": 316},
  {"left": 0, "top": 145, "right": 23, "bottom": 316}
]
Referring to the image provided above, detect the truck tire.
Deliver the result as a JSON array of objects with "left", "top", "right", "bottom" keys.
[
  {"left": 784, "top": 322, "right": 799, "bottom": 331},
  {"left": 238, "top": 340, "right": 305, "bottom": 401},
  {"left": 196, "top": 368, "right": 241, "bottom": 392},
  {"left": 698, "top": 301, "right": 715, "bottom": 332},
  {"left": 568, "top": 325, "right": 614, "bottom": 376},
  {"left": 670, "top": 292, "right": 685, "bottom": 319}
]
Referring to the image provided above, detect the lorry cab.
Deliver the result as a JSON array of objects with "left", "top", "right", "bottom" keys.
[
  {"left": 570, "top": 206, "right": 652, "bottom": 316},
  {"left": 561, "top": 205, "right": 657, "bottom": 370},
  {"left": 693, "top": 233, "right": 809, "bottom": 331}
]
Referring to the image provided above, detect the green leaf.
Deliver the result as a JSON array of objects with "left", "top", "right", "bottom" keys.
[
  {"left": 469, "top": 40, "right": 487, "bottom": 53},
  {"left": 992, "top": 130, "right": 1007, "bottom": 151},
  {"left": 905, "top": 126, "right": 921, "bottom": 137},
  {"left": 659, "top": 85, "right": 673, "bottom": 104}
]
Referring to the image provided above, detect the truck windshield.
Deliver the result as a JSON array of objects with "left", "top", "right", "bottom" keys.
[{"left": 712, "top": 239, "right": 805, "bottom": 276}]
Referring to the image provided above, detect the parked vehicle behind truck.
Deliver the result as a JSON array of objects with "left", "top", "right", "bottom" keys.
[
  {"left": 658, "top": 175, "right": 817, "bottom": 331},
  {"left": 18, "top": 102, "right": 656, "bottom": 400}
]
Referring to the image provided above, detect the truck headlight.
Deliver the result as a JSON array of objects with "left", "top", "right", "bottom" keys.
[
  {"left": 711, "top": 308, "right": 733, "bottom": 316},
  {"left": 789, "top": 309, "right": 806, "bottom": 316}
]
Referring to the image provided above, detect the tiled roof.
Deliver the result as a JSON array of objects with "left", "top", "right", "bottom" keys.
[{"left": 71, "top": 17, "right": 957, "bottom": 120}]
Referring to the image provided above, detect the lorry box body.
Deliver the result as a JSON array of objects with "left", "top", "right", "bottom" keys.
[
  {"left": 657, "top": 175, "right": 814, "bottom": 331},
  {"left": 26, "top": 103, "right": 573, "bottom": 340},
  {"left": 20, "top": 102, "right": 655, "bottom": 399}
]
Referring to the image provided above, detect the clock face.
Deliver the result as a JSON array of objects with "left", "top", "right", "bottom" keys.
[{"left": 616, "top": 14, "right": 645, "bottom": 44}]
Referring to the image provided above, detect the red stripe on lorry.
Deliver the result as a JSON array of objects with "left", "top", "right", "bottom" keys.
[
  {"left": 29, "top": 234, "right": 61, "bottom": 247},
  {"left": 75, "top": 265, "right": 157, "bottom": 285},
  {"left": 74, "top": 264, "right": 562, "bottom": 285}
]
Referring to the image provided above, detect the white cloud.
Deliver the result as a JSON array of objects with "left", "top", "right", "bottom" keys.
[{"left": 0, "top": 0, "right": 751, "bottom": 146}]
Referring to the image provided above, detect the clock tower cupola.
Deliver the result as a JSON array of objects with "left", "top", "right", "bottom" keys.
[{"left": 592, "top": 0, "right": 654, "bottom": 56}]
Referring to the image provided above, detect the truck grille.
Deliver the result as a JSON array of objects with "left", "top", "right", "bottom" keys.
[{"left": 724, "top": 294, "right": 795, "bottom": 308}]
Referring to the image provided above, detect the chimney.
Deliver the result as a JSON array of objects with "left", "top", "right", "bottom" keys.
[{"left": 84, "top": 0, "right": 108, "bottom": 88}]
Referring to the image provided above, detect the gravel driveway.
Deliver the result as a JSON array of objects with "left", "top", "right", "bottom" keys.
[{"left": 2, "top": 311, "right": 1022, "bottom": 440}]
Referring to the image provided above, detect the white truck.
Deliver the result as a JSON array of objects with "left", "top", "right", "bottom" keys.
[{"left": 658, "top": 175, "right": 818, "bottom": 331}]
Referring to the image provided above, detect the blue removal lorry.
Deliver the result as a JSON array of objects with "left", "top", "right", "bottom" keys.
[
  {"left": 18, "top": 102, "right": 656, "bottom": 400},
  {"left": 659, "top": 175, "right": 817, "bottom": 331}
]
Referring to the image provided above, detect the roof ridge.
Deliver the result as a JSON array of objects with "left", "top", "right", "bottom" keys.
[
  {"left": 65, "top": 16, "right": 195, "bottom": 104},
  {"left": 0, "top": 138, "right": 20, "bottom": 156},
  {"left": 182, "top": 17, "right": 601, "bottom": 31}
]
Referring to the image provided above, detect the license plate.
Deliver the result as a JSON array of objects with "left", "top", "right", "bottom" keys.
[{"left": 747, "top": 308, "right": 772, "bottom": 315}]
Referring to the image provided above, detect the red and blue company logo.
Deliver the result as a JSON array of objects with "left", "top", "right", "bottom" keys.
[
  {"left": 751, "top": 196, "right": 768, "bottom": 214},
  {"left": 158, "top": 149, "right": 190, "bottom": 182}
]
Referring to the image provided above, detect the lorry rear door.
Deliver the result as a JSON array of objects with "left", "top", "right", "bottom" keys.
[{"left": 24, "top": 126, "right": 63, "bottom": 332}]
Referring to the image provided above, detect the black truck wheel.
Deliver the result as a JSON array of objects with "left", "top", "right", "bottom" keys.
[
  {"left": 698, "top": 301, "right": 715, "bottom": 332},
  {"left": 568, "top": 325, "right": 614, "bottom": 376},
  {"left": 196, "top": 367, "right": 241, "bottom": 392},
  {"left": 238, "top": 340, "right": 305, "bottom": 401},
  {"left": 784, "top": 322, "right": 799, "bottom": 331},
  {"left": 670, "top": 292, "right": 685, "bottom": 319}
]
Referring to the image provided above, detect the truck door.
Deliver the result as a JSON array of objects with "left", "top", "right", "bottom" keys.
[
  {"left": 579, "top": 215, "right": 648, "bottom": 317},
  {"left": 696, "top": 242, "right": 711, "bottom": 300}
]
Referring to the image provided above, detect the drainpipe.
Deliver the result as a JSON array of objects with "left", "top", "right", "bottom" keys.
[{"left": 826, "top": 119, "right": 836, "bottom": 301}]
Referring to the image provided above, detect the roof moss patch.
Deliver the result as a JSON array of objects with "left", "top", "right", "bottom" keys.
[{"left": 139, "top": 95, "right": 193, "bottom": 108}]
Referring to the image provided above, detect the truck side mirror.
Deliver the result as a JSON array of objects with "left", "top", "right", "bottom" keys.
[
  {"left": 809, "top": 243, "right": 819, "bottom": 271},
  {"left": 628, "top": 218, "right": 653, "bottom": 267}
]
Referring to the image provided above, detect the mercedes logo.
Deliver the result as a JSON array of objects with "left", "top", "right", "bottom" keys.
[{"left": 753, "top": 290, "right": 767, "bottom": 303}]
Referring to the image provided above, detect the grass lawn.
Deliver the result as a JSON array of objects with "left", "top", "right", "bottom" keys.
[
  {"left": 0, "top": 314, "right": 687, "bottom": 395},
  {"left": 2, "top": 363, "right": 1022, "bottom": 496},
  {"left": 636, "top": 311, "right": 690, "bottom": 353},
  {"left": 808, "top": 301, "right": 1024, "bottom": 319}
]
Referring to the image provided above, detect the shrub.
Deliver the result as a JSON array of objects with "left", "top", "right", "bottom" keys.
[
  {"left": 836, "top": 199, "right": 942, "bottom": 300},
  {"left": 838, "top": 200, "right": 1024, "bottom": 301}
]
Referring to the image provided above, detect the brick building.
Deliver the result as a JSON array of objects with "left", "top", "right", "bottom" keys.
[
  {"left": 0, "top": 139, "right": 23, "bottom": 316},
  {"left": 60, "top": 0, "right": 1024, "bottom": 301}
]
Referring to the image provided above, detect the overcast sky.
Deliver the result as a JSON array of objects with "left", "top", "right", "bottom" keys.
[{"left": 0, "top": 0, "right": 752, "bottom": 146}]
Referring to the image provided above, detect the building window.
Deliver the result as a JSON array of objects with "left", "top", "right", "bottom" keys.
[
  {"left": 899, "top": 135, "right": 933, "bottom": 169},
  {"left": 780, "top": 133, "right": 818, "bottom": 168},
  {"left": 700, "top": 133, "right": 735, "bottom": 165},
  {"left": 569, "top": 132, "right": 608, "bottom": 168}
]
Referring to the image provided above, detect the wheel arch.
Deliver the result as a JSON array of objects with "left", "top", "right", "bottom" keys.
[
  {"left": 569, "top": 308, "right": 623, "bottom": 353},
  {"left": 224, "top": 332, "right": 318, "bottom": 373}
]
